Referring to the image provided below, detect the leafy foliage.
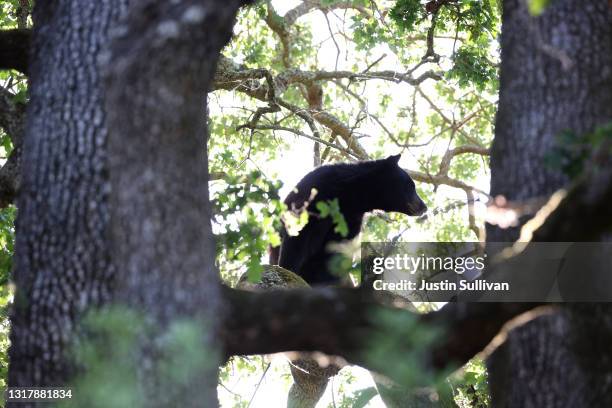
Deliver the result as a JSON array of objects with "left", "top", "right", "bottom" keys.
[
  {"left": 211, "top": 169, "right": 284, "bottom": 284},
  {"left": 447, "top": 42, "right": 497, "bottom": 90},
  {"left": 451, "top": 358, "right": 491, "bottom": 407},
  {"left": 390, "top": 0, "right": 425, "bottom": 33},
  {"left": 316, "top": 198, "right": 349, "bottom": 237},
  {"left": 366, "top": 308, "right": 449, "bottom": 387},
  {"left": 0, "top": 207, "right": 15, "bottom": 399},
  {"left": 545, "top": 123, "right": 612, "bottom": 179},
  {"left": 63, "top": 308, "right": 217, "bottom": 408}
]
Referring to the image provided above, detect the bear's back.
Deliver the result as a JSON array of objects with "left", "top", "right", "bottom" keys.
[{"left": 285, "top": 160, "right": 380, "bottom": 208}]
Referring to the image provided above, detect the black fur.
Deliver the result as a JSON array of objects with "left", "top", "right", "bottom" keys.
[{"left": 271, "top": 155, "right": 427, "bottom": 284}]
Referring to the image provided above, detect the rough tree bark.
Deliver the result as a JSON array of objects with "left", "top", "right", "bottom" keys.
[
  {"left": 8, "top": 0, "right": 247, "bottom": 406},
  {"left": 8, "top": 0, "right": 127, "bottom": 390},
  {"left": 486, "top": 1, "right": 612, "bottom": 406},
  {"left": 104, "top": 2, "right": 252, "bottom": 406}
]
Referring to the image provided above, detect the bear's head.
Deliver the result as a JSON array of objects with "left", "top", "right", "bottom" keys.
[{"left": 378, "top": 154, "right": 427, "bottom": 216}]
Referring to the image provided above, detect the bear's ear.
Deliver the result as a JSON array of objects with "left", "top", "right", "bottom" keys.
[{"left": 386, "top": 154, "right": 401, "bottom": 165}]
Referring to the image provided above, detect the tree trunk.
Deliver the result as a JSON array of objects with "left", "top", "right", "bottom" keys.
[
  {"left": 103, "top": 1, "right": 245, "bottom": 405},
  {"left": 8, "top": 0, "right": 126, "bottom": 389},
  {"left": 487, "top": 1, "right": 612, "bottom": 406},
  {"left": 9, "top": 0, "right": 246, "bottom": 406}
]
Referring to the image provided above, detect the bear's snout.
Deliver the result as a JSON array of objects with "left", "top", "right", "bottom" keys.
[{"left": 408, "top": 198, "right": 427, "bottom": 216}]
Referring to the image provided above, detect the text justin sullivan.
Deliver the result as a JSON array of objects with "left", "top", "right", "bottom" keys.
[{"left": 373, "top": 279, "right": 509, "bottom": 291}]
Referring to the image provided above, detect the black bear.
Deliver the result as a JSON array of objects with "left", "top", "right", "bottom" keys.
[{"left": 270, "top": 154, "right": 427, "bottom": 284}]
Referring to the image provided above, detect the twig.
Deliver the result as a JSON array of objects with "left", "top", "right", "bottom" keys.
[
  {"left": 246, "top": 362, "right": 271, "bottom": 408},
  {"left": 322, "top": 11, "right": 341, "bottom": 71},
  {"left": 361, "top": 54, "right": 386, "bottom": 74}
]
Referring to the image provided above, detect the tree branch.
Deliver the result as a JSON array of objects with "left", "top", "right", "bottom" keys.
[
  {"left": 16, "top": 0, "right": 31, "bottom": 29},
  {"left": 284, "top": 0, "right": 369, "bottom": 26},
  {"left": 0, "top": 147, "right": 21, "bottom": 208},
  {"left": 438, "top": 145, "right": 489, "bottom": 177},
  {"left": 212, "top": 60, "right": 443, "bottom": 161},
  {"left": 213, "top": 61, "right": 491, "bottom": 192},
  {"left": 309, "top": 108, "right": 369, "bottom": 159},
  {"left": 221, "top": 285, "right": 547, "bottom": 381},
  {"left": 239, "top": 124, "right": 360, "bottom": 160},
  {"left": 264, "top": 2, "right": 292, "bottom": 67},
  {"left": 408, "top": 168, "right": 489, "bottom": 198},
  {"left": 0, "top": 85, "right": 26, "bottom": 145},
  {"left": 0, "top": 86, "right": 26, "bottom": 208},
  {"left": 213, "top": 63, "right": 442, "bottom": 94}
]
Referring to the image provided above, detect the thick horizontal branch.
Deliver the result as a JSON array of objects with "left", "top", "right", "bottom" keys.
[
  {"left": 284, "top": 0, "right": 369, "bottom": 26},
  {"left": 276, "top": 68, "right": 443, "bottom": 87},
  {"left": 0, "top": 29, "right": 30, "bottom": 74},
  {"left": 213, "top": 61, "right": 442, "bottom": 94},
  {"left": 0, "top": 30, "right": 444, "bottom": 90},
  {"left": 221, "top": 285, "right": 545, "bottom": 380}
]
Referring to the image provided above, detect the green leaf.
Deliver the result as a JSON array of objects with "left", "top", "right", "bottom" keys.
[
  {"left": 352, "top": 386, "right": 379, "bottom": 408},
  {"left": 316, "top": 201, "right": 330, "bottom": 217},
  {"left": 317, "top": 199, "right": 349, "bottom": 238},
  {"left": 528, "top": 0, "right": 552, "bottom": 16}
]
